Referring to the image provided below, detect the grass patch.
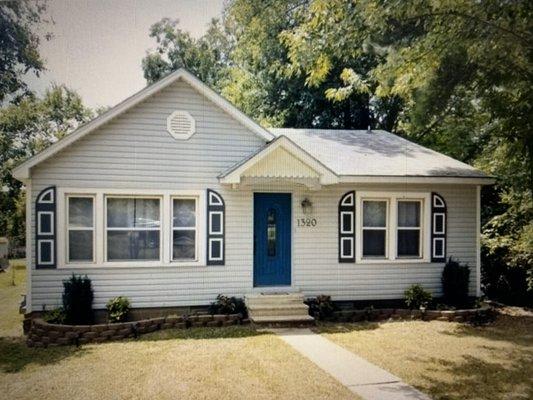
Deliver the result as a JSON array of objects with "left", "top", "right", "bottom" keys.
[
  {"left": 0, "top": 260, "right": 26, "bottom": 337},
  {"left": 318, "top": 313, "right": 533, "bottom": 399}
]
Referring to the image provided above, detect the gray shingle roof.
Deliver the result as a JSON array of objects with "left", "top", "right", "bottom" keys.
[{"left": 269, "top": 128, "right": 490, "bottom": 179}]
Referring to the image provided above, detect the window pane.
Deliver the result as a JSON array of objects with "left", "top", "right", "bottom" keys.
[
  {"left": 363, "top": 230, "right": 386, "bottom": 256},
  {"left": 69, "top": 197, "right": 93, "bottom": 227},
  {"left": 363, "top": 201, "right": 386, "bottom": 227},
  {"left": 173, "top": 230, "right": 195, "bottom": 260},
  {"left": 173, "top": 199, "right": 195, "bottom": 227},
  {"left": 69, "top": 230, "right": 93, "bottom": 261},
  {"left": 107, "top": 230, "right": 160, "bottom": 260},
  {"left": 398, "top": 230, "right": 420, "bottom": 257},
  {"left": 398, "top": 201, "right": 420, "bottom": 227},
  {"left": 107, "top": 198, "right": 160, "bottom": 228},
  {"left": 267, "top": 208, "right": 276, "bottom": 257}
]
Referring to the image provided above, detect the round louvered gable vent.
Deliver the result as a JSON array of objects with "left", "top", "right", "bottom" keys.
[{"left": 166, "top": 110, "right": 196, "bottom": 140}]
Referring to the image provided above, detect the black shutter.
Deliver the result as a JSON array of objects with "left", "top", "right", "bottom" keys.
[
  {"left": 431, "top": 192, "right": 447, "bottom": 262},
  {"left": 206, "top": 189, "right": 225, "bottom": 265},
  {"left": 36, "top": 186, "right": 56, "bottom": 269},
  {"left": 339, "top": 191, "right": 356, "bottom": 262}
]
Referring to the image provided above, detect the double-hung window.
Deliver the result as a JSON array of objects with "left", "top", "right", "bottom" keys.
[
  {"left": 67, "top": 196, "right": 95, "bottom": 262},
  {"left": 172, "top": 198, "right": 197, "bottom": 261},
  {"left": 397, "top": 201, "right": 422, "bottom": 257},
  {"left": 106, "top": 197, "right": 161, "bottom": 261},
  {"left": 358, "top": 193, "right": 429, "bottom": 262},
  {"left": 362, "top": 200, "right": 388, "bottom": 258}
]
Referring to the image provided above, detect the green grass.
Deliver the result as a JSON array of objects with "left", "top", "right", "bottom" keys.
[{"left": 0, "top": 260, "right": 27, "bottom": 337}]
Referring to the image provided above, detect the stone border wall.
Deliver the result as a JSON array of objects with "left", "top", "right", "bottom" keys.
[
  {"left": 330, "top": 306, "right": 492, "bottom": 323},
  {"left": 27, "top": 313, "right": 242, "bottom": 347}
]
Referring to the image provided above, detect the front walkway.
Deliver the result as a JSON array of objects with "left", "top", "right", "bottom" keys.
[{"left": 277, "top": 328, "right": 430, "bottom": 400}]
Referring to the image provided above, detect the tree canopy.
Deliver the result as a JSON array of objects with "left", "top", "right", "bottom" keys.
[{"left": 142, "top": 0, "right": 532, "bottom": 302}]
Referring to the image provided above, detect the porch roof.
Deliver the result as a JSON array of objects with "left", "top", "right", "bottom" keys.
[{"left": 220, "top": 128, "right": 494, "bottom": 186}]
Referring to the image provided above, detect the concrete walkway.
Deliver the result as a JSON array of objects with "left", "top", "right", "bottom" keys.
[{"left": 276, "top": 328, "right": 430, "bottom": 400}]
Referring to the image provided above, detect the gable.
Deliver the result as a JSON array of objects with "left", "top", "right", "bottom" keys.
[
  {"left": 28, "top": 77, "right": 268, "bottom": 189},
  {"left": 242, "top": 146, "right": 319, "bottom": 179},
  {"left": 13, "top": 69, "right": 274, "bottom": 180}
]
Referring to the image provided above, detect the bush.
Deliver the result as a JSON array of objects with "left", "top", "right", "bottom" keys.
[
  {"left": 306, "top": 295, "right": 336, "bottom": 320},
  {"left": 106, "top": 296, "right": 131, "bottom": 323},
  {"left": 42, "top": 307, "right": 66, "bottom": 324},
  {"left": 442, "top": 257, "right": 471, "bottom": 306},
  {"left": 62, "top": 275, "right": 94, "bottom": 324},
  {"left": 208, "top": 294, "right": 247, "bottom": 318},
  {"left": 404, "top": 284, "right": 432, "bottom": 309}
]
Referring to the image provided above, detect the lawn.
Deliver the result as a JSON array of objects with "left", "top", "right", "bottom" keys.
[
  {"left": 0, "top": 262, "right": 357, "bottom": 400},
  {"left": 319, "top": 313, "right": 533, "bottom": 399}
]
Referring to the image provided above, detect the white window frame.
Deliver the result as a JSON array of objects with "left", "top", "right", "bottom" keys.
[
  {"left": 396, "top": 199, "right": 423, "bottom": 259},
  {"left": 66, "top": 195, "right": 96, "bottom": 264},
  {"left": 105, "top": 195, "right": 163, "bottom": 263},
  {"left": 356, "top": 192, "right": 431, "bottom": 264},
  {"left": 56, "top": 188, "right": 206, "bottom": 268},
  {"left": 171, "top": 196, "right": 198, "bottom": 262},
  {"left": 361, "top": 198, "right": 389, "bottom": 259}
]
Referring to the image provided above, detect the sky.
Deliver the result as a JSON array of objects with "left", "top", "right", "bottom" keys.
[{"left": 27, "top": 0, "right": 225, "bottom": 109}]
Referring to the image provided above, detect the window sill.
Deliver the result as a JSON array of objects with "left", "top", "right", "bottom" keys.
[
  {"left": 58, "top": 261, "right": 208, "bottom": 269},
  {"left": 356, "top": 258, "right": 430, "bottom": 264}
]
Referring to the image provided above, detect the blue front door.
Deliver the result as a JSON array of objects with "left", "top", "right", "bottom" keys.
[{"left": 254, "top": 193, "right": 291, "bottom": 286}]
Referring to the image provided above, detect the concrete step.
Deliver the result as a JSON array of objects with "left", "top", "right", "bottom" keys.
[
  {"left": 249, "top": 304, "right": 310, "bottom": 317},
  {"left": 245, "top": 293, "right": 305, "bottom": 307}
]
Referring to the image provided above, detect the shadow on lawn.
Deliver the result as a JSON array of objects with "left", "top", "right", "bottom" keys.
[
  {"left": 139, "top": 325, "right": 271, "bottom": 342},
  {"left": 314, "top": 321, "right": 381, "bottom": 334},
  {"left": 417, "top": 349, "right": 533, "bottom": 399},
  {"left": 441, "top": 313, "right": 533, "bottom": 347},
  {"left": 0, "top": 336, "right": 87, "bottom": 373}
]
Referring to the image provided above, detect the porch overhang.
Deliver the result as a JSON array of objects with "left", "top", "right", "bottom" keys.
[{"left": 218, "top": 135, "right": 339, "bottom": 188}]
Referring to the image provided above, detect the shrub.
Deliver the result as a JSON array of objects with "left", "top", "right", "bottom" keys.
[
  {"left": 106, "top": 296, "right": 131, "bottom": 323},
  {"left": 404, "top": 284, "right": 432, "bottom": 309},
  {"left": 442, "top": 257, "right": 471, "bottom": 306},
  {"left": 209, "top": 294, "right": 247, "bottom": 318},
  {"left": 42, "top": 307, "right": 66, "bottom": 324},
  {"left": 62, "top": 274, "right": 94, "bottom": 324},
  {"left": 306, "top": 295, "right": 336, "bottom": 320}
]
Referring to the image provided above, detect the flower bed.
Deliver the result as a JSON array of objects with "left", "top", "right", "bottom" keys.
[
  {"left": 26, "top": 313, "right": 243, "bottom": 347},
  {"left": 330, "top": 305, "right": 493, "bottom": 323}
]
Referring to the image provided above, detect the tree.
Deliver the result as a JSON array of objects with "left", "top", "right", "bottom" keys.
[
  {"left": 0, "top": 85, "right": 93, "bottom": 247},
  {"left": 142, "top": 18, "right": 231, "bottom": 90},
  {"left": 274, "top": 0, "right": 533, "bottom": 303},
  {"left": 0, "top": 0, "right": 49, "bottom": 103}
]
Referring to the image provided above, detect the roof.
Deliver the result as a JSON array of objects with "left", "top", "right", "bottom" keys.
[
  {"left": 12, "top": 68, "right": 274, "bottom": 180},
  {"left": 268, "top": 128, "right": 493, "bottom": 183}
]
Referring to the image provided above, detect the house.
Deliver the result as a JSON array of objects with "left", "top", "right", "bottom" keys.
[{"left": 13, "top": 69, "right": 493, "bottom": 320}]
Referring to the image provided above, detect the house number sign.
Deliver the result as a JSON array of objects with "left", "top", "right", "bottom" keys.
[{"left": 297, "top": 217, "right": 317, "bottom": 227}]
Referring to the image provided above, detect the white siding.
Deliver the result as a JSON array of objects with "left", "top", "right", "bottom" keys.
[{"left": 28, "top": 79, "right": 479, "bottom": 311}]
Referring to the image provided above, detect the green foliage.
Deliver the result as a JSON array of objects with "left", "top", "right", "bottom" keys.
[
  {"left": 106, "top": 296, "right": 131, "bottom": 323},
  {"left": 404, "top": 284, "right": 432, "bottom": 309},
  {"left": 0, "top": 0, "right": 49, "bottom": 103},
  {"left": 42, "top": 307, "right": 66, "bottom": 324},
  {"left": 62, "top": 275, "right": 94, "bottom": 325},
  {"left": 306, "top": 295, "right": 336, "bottom": 320},
  {"left": 208, "top": 294, "right": 247, "bottom": 317},
  {"left": 442, "top": 258, "right": 471, "bottom": 307},
  {"left": 0, "top": 85, "right": 93, "bottom": 245}
]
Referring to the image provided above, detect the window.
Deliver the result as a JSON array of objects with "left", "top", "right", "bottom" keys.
[
  {"left": 67, "top": 196, "right": 94, "bottom": 262},
  {"left": 172, "top": 198, "right": 197, "bottom": 260},
  {"left": 106, "top": 197, "right": 161, "bottom": 261},
  {"left": 267, "top": 208, "right": 277, "bottom": 257},
  {"left": 397, "top": 200, "right": 422, "bottom": 257},
  {"left": 362, "top": 200, "right": 387, "bottom": 257}
]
